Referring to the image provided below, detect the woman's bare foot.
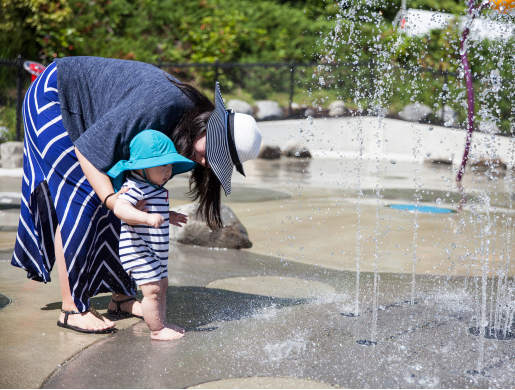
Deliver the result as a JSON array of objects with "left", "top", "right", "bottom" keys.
[
  {"left": 59, "top": 310, "right": 115, "bottom": 331},
  {"left": 151, "top": 326, "right": 185, "bottom": 341},
  {"left": 164, "top": 322, "right": 186, "bottom": 333},
  {"left": 108, "top": 294, "right": 143, "bottom": 317}
]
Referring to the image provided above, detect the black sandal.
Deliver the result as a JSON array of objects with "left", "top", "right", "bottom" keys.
[
  {"left": 107, "top": 296, "right": 143, "bottom": 319},
  {"left": 57, "top": 308, "right": 116, "bottom": 334}
]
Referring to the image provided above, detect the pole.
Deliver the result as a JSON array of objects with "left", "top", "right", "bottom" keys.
[
  {"left": 289, "top": 60, "right": 295, "bottom": 117},
  {"left": 456, "top": 0, "right": 490, "bottom": 182},
  {"left": 15, "top": 55, "right": 23, "bottom": 142}
]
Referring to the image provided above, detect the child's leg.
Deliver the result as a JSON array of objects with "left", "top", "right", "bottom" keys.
[
  {"left": 159, "top": 277, "right": 185, "bottom": 333},
  {"left": 140, "top": 280, "right": 184, "bottom": 341}
]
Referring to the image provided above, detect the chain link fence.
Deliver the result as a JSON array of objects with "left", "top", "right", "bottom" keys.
[
  {"left": 0, "top": 56, "right": 26, "bottom": 142},
  {"left": 1, "top": 57, "right": 514, "bottom": 142}
]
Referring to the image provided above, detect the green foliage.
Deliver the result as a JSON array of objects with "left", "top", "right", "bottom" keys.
[
  {"left": 60, "top": 0, "right": 333, "bottom": 63},
  {"left": 0, "top": 104, "right": 18, "bottom": 142},
  {"left": 0, "top": 0, "right": 77, "bottom": 60}
]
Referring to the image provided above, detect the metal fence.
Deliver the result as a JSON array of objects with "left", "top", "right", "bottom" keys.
[
  {"left": 1, "top": 56, "right": 514, "bottom": 142},
  {"left": 0, "top": 56, "right": 25, "bottom": 142}
]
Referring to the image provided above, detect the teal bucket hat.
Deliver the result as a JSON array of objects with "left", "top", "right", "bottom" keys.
[{"left": 107, "top": 130, "right": 196, "bottom": 191}]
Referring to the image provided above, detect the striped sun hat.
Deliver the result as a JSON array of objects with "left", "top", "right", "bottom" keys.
[{"left": 206, "top": 82, "right": 262, "bottom": 195}]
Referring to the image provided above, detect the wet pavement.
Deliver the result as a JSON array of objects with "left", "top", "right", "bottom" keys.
[
  {"left": 38, "top": 243, "right": 515, "bottom": 388},
  {"left": 1, "top": 144, "right": 515, "bottom": 388}
]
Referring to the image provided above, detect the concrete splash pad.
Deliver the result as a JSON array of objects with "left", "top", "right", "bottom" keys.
[
  {"left": 43, "top": 288, "right": 515, "bottom": 388},
  {"left": 41, "top": 244, "right": 515, "bottom": 389},
  {"left": 187, "top": 377, "right": 337, "bottom": 388},
  {"left": 206, "top": 276, "right": 336, "bottom": 299}
]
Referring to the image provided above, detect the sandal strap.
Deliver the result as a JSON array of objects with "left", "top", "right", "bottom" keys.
[
  {"left": 61, "top": 309, "right": 81, "bottom": 325},
  {"left": 111, "top": 296, "right": 138, "bottom": 312},
  {"left": 88, "top": 307, "right": 105, "bottom": 322}
]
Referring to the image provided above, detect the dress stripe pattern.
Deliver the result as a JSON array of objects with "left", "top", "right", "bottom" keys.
[{"left": 11, "top": 62, "right": 136, "bottom": 312}]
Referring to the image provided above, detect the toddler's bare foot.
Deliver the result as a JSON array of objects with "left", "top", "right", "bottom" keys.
[
  {"left": 59, "top": 310, "right": 115, "bottom": 331},
  {"left": 151, "top": 326, "right": 185, "bottom": 341},
  {"left": 164, "top": 322, "right": 186, "bottom": 333}
]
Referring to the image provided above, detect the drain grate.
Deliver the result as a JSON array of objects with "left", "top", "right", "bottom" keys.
[{"left": 0, "top": 293, "right": 11, "bottom": 310}]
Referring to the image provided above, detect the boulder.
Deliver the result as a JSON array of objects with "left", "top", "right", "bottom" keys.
[
  {"left": 283, "top": 145, "right": 312, "bottom": 158},
  {"left": 401, "top": 104, "right": 432, "bottom": 122},
  {"left": 169, "top": 203, "right": 252, "bottom": 249},
  {"left": 328, "top": 100, "right": 345, "bottom": 117},
  {"left": 0, "top": 126, "right": 9, "bottom": 142},
  {"left": 1, "top": 141, "right": 23, "bottom": 168},
  {"left": 369, "top": 105, "right": 388, "bottom": 117},
  {"left": 479, "top": 120, "right": 501, "bottom": 134},
  {"left": 227, "top": 99, "right": 253, "bottom": 115},
  {"left": 436, "top": 105, "right": 458, "bottom": 127},
  {"left": 470, "top": 157, "right": 507, "bottom": 171},
  {"left": 254, "top": 100, "right": 283, "bottom": 120},
  {"left": 258, "top": 145, "right": 282, "bottom": 160}
]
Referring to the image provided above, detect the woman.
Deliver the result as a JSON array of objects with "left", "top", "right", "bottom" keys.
[{"left": 12, "top": 56, "right": 262, "bottom": 333}]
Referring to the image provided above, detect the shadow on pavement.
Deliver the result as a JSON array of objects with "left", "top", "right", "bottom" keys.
[{"left": 41, "top": 286, "right": 308, "bottom": 332}]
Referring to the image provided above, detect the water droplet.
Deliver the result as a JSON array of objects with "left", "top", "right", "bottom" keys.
[{"left": 390, "top": 159, "right": 396, "bottom": 164}]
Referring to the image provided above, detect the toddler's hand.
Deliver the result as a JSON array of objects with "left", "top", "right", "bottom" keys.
[
  {"left": 169, "top": 211, "right": 188, "bottom": 227},
  {"left": 146, "top": 214, "right": 165, "bottom": 228}
]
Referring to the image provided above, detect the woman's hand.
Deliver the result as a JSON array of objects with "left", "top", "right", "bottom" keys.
[
  {"left": 113, "top": 187, "right": 148, "bottom": 212},
  {"left": 146, "top": 214, "right": 165, "bottom": 229},
  {"left": 169, "top": 211, "right": 188, "bottom": 227}
]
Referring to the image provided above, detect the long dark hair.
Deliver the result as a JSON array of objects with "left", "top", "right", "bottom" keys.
[{"left": 166, "top": 78, "right": 222, "bottom": 230}]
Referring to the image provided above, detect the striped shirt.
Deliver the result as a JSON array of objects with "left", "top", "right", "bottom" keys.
[{"left": 117, "top": 173, "right": 170, "bottom": 285}]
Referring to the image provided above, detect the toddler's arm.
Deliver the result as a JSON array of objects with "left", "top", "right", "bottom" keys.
[{"left": 114, "top": 199, "right": 164, "bottom": 228}]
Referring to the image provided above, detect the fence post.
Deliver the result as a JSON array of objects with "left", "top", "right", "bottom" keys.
[
  {"left": 157, "top": 58, "right": 162, "bottom": 69},
  {"left": 289, "top": 59, "right": 295, "bottom": 117},
  {"left": 214, "top": 59, "right": 220, "bottom": 84},
  {"left": 369, "top": 58, "right": 375, "bottom": 100},
  {"left": 16, "top": 55, "right": 23, "bottom": 142}
]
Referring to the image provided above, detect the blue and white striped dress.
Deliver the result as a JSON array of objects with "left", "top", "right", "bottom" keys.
[
  {"left": 11, "top": 62, "right": 136, "bottom": 312},
  {"left": 118, "top": 174, "right": 170, "bottom": 285}
]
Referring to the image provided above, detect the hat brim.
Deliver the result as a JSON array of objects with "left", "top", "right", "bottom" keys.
[
  {"left": 108, "top": 152, "right": 196, "bottom": 179},
  {"left": 206, "top": 82, "right": 235, "bottom": 196}
]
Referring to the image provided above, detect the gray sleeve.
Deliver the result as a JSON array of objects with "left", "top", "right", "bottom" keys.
[{"left": 73, "top": 104, "right": 129, "bottom": 174}]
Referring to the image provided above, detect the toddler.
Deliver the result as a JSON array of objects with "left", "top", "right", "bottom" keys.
[{"left": 107, "top": 130, "right": 196, "bottom": 341}]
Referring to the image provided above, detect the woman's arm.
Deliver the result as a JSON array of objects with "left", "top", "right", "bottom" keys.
[
  {"left": 114, "top": 199, "right": 164, "bottom": 228},
  {"left": 75, "top": 146, "right": 147, "bottom": 211}
]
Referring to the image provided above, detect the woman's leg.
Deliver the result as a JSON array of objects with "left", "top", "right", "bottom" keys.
[
  {"left": 55, "top": 226, "right": 115, "bottom": 330},
  {"left": 108, "top": 293, "right": 143, "bottom": 317}
]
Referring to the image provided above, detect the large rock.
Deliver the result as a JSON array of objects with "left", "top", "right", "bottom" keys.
[
  {"left": 328, "top": 100, "right": 345, "bottom": 117},
  {"left": 479, "top": 120, "right": 500, "bottom": 134},
  {"left": 169, "top": 203, "right": 252, "bottom": 249},
  {"left": 227, "top": 99, "right": 253, "bottom": 115},
  {"left": 1, "top": 141, "right": 23, "bottom": 168},
  {"left": 283, "top": 144, "right": 312, "bottom": 158},
  {"left": 258, "top": 145, "right": 281, "bottom": 160},
  {"left": 401, "top": 103, "right": 432, "bottom": 122},
  {"left": 254, "top": 100, "right": 283, "bottom": 120},
  {"left": 436, "top": 105, "right": 458, "bottom": 127}
]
